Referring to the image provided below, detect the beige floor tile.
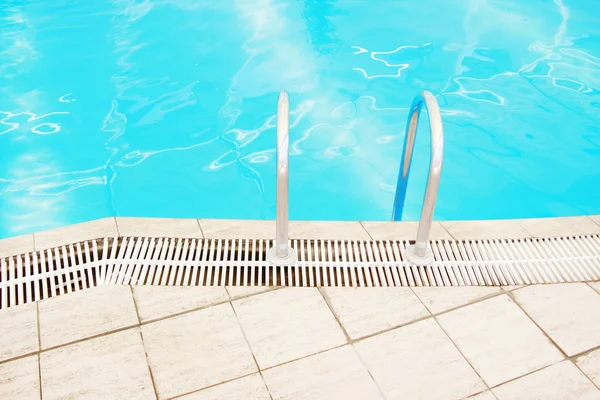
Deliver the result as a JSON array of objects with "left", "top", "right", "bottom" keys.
[
  {"left": 517, "top": 216, "right": 600, "bottom": 238},
  {"left": 464, "top": 392, "right": 497, "bottom": 400},
  {"left": 199, "top": 219, "right": 274, "bottom": 239},
  {"left": 0, "top": 234, "right": 34, "bottom": 258},
  {"left": 233, "top": 288, "right": 346, "bottom": 369},
  {"left": 39, "top": 285, "right": 138, "bottom": 349},
  {"left": 590, "top": 215, "right": 600, "bottom": 225},
  {"left": 361, "top": 221, "right": 452, "bottom": 240},
  {"left": 34, "top": 218, "right": 118, "bottom": 250},
  {"left": 413, "top": 286, "right": 502, "bottom": 314},
  {"left": 263, "top": 346, "right": 384, "bottom": 400},
  {"left": 492, "top": 361, "right": 600, "bottom": 400},
  {"left": 322, "top": 288, "right": 429, "bottom": 339},
  {"left": 589, "top": 282, "right": 600, "bottom": 294},
  {"left": 513, "top": 284, "right": 600, "bottom": 356},
  {"left": 576, "top": 347, "right": 600, "bottom": 388},
  {"left": 41, "top": 328, "right": 154, "bottom": 400},
  {"left": 437, "top": 295, "right": 563, "bottom": 387},
  {"left": 133, "top": 286, "right": 228, "bottom": 322},
  {"left": 226, "top": 286, "right": 276, "bottom": 300},
  {"left": 142, "top": 303, "right": 256, "bottom": 399},
  {"left": 440, "top": 220, "right": 531, "bottom": 240},
  {"left": 0, "top": 356, "right": 40, "bottom": 400},
  {"left": 117, "top": 217, "right": 203, "bottom": 238},
  {"left": 0, "top": 303, "right": 38, "bottom": 362},
  {"left": 179, "top": 374, "right": 270, "bottom": 400},
  {"left": 289, "top": 221, "right": 370, "bottom": 240},
  {"left": 355, "top": 318, "right": 485, "bottom": 400}
]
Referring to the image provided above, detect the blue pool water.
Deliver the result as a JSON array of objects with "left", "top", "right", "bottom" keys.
[{"left": 1, "top": 0, "right": 600, "bottom": 239}]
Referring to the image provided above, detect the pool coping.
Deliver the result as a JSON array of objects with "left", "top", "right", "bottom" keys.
[{"left": 0, "top": 215, "right": 599, "bottom": 259}]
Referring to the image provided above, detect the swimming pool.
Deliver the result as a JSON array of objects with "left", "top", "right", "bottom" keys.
[{"left": 1, "top": 0, "right": 599, "bottom": 239}]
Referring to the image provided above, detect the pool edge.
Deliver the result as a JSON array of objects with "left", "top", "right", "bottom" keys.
[{"left": 1, "top": 215, "right": 599, "bottom": 259}]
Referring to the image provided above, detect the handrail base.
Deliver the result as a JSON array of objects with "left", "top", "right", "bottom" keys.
[
  {"left": 266, "top": 247, "right": 298, "bottom": 266},
  {"left": 405, "top": 244, "right": 434, "bottom": 266}
]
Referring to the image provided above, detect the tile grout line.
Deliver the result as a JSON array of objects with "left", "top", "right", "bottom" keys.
[
  {"left": 590, "top": 216, "right": 600, "bottom": 229},
  {"left": 411, "top": 287, "right": 496, "bottom": 392},
  {"left": 0, "top": 350, "right": 40, "bottom": 367},
  {"left": 505, "top": 290, "right": 570, "bottom": 360},
  {"left": 166, "top": 371, "right": 261, "bottom": 400},
  {"left": 572, "top": 360, "right": 600, "bottom": 392},
  {"left": 316, "top": 288, "right": 352, "bottom": 343},
  {"left": 31, "top": 324, "right": 140, "bottom": 359},
  {"left": 114, "top": 217, "right": 121, "bottom": 237},
  {"left": 196, "top": 219, "right": 205, "bottom": 239},
  {"left": 484, "top": 353, "right": 600, "bottom": 393},
  {"left": 433, "top": 314, "right": 494, "bottom": 391},
  {"left": 409, "top": 286, "right": 435, "bottom": 315},
  {"left": 130, "top": 286, "right": 159, "bottom": 400},
  {"left": 569, "top": 343, "right": 600, "bottom": 392},
  {"left": 437, "top": 221, "right": 455, "bottom": 241},
  {"left": 359, "top": 222, "right": 374, "bottom": 241},
  {"left": 484, "top": 361, "right": 566, "bottom": 391},
  {"left": 465, "top": 389, "right": 499, "bottom": 400},
  {"left": 227, "top": 301, "right": 275, "bottom": 400},
  {"left": 135, "top": 286, "right": 281, "bottom": 326},
  {"left": 37, "top": 353, "right": 42, "bottom": 400},
  {"left": 316, "top": 288, "right": 389, "bottom": 399},
  {"left": 349, "top": 345, "right": 389, "bottom": 400},
  {"left": 225, "top": 286, "right": 282, "bottom": 303},
  {"left": 486, "top": 390, "right": 500, "bottom": 400},
  {"left": 413, "top": 287, "right": 506, "bottom": 320},
  {"left": 36, "top": 301, "right": 42, "bottom": 400},
  {"left": 586, "top": 281, "right": 600, "bottom": 294},
  {"left": 515, "top": 219, "right": 535, "bottom": 239},
  {"left": 569, "top": 343, "right": 600, "bottom": 361},
  {"left": 139, "top": 297, "right": 233, "bottom": 325},
  {"left": 438, "top": 221, "right": 458, "bottom": 241}
]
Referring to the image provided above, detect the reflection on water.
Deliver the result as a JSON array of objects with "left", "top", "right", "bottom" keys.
[{"left": 0, "top": 0, "right": 599, "bottom": 238}]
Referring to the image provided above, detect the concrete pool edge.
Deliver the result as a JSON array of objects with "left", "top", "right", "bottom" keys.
[{"left": 1, "top": 215, "right": 599, "bottom": 259}]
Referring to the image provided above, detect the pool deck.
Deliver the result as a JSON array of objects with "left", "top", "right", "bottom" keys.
[
  {"left": 1, "top": 283, "right": 600, "bottom": 399},
  {"left": 1, "top": 216, "right": 600, "bottom": 399}
]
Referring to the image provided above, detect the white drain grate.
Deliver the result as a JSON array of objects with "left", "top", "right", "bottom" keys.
[{"left": 1, "top": 236, "right": 600, "bottom": 308}]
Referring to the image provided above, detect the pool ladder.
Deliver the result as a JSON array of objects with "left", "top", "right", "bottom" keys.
[
  {"left": 266, "top": 92, "right": 298, "bottom": 265},
  {"left": 266, "top": 91, "right": 444, "bottom": 266},
  {"left": 391, "top": 91, "right": 444, "bottom": 264}
]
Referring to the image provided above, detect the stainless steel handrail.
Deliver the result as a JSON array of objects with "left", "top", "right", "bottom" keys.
[
  {"left": 392, "top": 91, "right": 444, "bottom": 265},
  {"left": 267, "top": 91, "right": 297, "bottom": 265}
]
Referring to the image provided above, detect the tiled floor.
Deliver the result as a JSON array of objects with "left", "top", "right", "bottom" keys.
[{"left": 1, "top": 284, "right": 600, "bottom": 400}]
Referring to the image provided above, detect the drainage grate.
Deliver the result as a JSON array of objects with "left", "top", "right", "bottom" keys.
[{"left": 1, "top": 236, "right": 599, "bottom": 308}]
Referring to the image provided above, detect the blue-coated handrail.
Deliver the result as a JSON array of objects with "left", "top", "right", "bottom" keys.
[{"left": 392, "top": 91, "right": 444, "bottom": 264}]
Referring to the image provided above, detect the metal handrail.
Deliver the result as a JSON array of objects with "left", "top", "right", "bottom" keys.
[
  {"left": 392, "top": 91, "right": 444, "bottom": 265},
  {"left": 267, "top": 91, "right": 297, "bottom": 265}
]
